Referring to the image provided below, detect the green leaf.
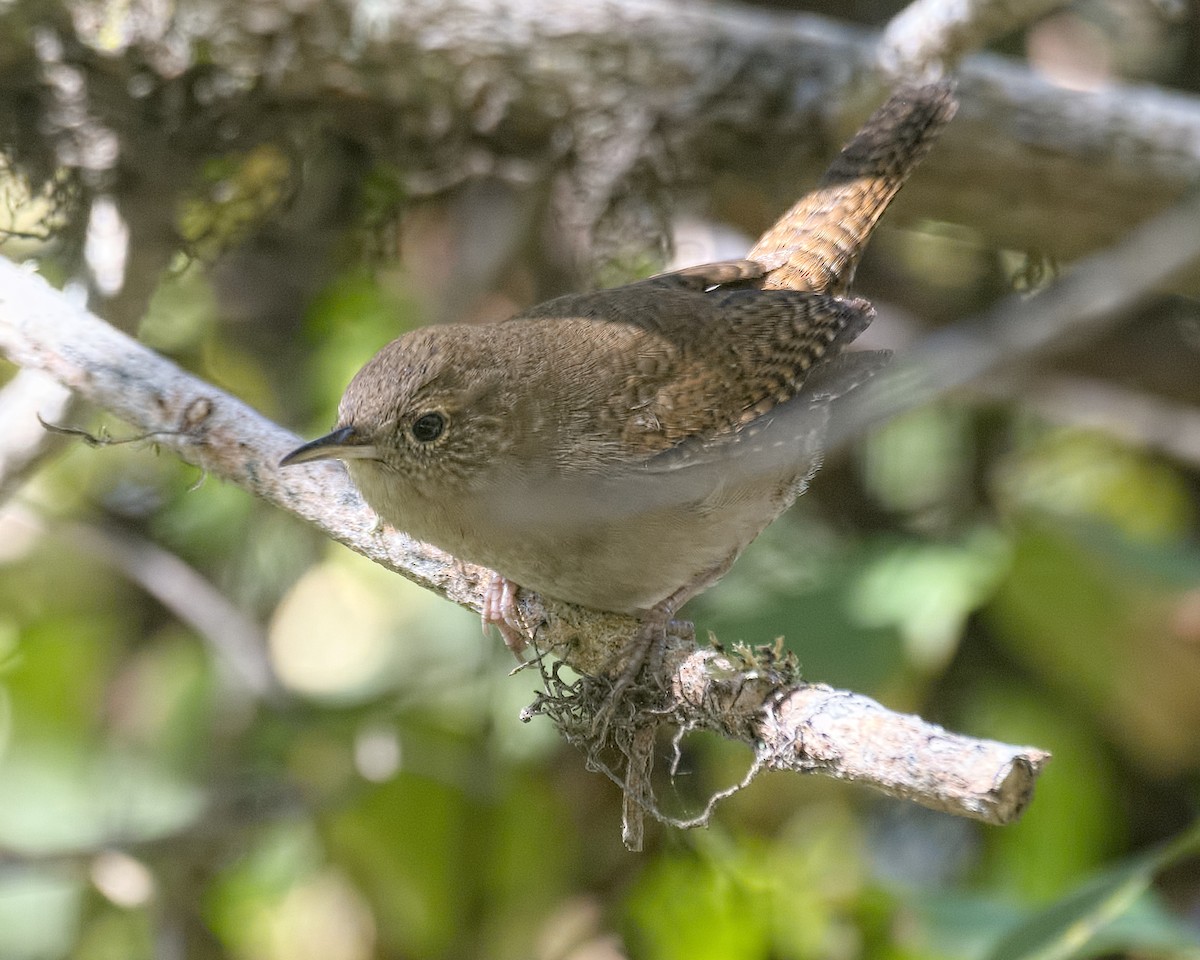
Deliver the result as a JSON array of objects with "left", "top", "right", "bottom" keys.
[
  {"left": 0, "top": 870, "right": 82, "bottom": 960},
  {"left": 984, "top": 819, "right": 1200, "bottom": 960},
  {"left": 625, "top": 849, "right": 771, "bottom": 960}
]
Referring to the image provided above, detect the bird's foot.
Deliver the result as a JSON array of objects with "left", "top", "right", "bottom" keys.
[
  {"left": 592, "top": 606, "right": 672, "bottom": 738},
  {"left": 614, "top": 609, "right": 670, "bottom": 694},
  {"left": 482, "top": 574, "right": 527, "bottom": 659}
]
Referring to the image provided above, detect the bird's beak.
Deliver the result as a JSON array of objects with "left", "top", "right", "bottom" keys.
[{"left": 279, "top": 425, "right": 380, "bottom": 466}]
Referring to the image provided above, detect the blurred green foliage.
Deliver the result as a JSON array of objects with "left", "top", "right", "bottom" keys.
[
  {"left": 2, "top": 232, "right": 1198, "bottom": 957},
  {"left": 3, "top": 10, "right": 1200, "bottom": 958}
]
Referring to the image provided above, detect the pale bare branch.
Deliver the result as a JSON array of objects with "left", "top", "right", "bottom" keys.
[{"left": 0, "top": 253, "right": 1051, "bottom": 831}]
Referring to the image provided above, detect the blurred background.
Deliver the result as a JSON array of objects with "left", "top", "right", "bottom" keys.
[{"left": 1, "top": 0, "right": 1200, "bottom": 957}]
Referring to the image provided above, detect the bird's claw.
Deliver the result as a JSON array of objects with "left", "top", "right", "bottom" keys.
[
  {"left": 591, "top": 611, "right": 670, "bottom": 739},
  {"left": 482, "top": 574, "right": 527, "bottom": 659}
]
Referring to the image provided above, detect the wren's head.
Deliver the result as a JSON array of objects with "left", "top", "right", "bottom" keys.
[{"left": 280, "top": 326, "right": 514, "bottom": 507}]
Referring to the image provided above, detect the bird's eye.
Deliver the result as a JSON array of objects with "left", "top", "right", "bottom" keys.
[{"left": 411, "top": 412, "right": 446, "bottom": 442}]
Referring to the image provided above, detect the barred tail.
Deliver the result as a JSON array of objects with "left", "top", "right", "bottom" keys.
[{"left": 749, "top": 81, "right": 957, "bottom": 295}]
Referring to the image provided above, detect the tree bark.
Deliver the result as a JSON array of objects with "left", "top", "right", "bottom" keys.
[{"left": 3, "top": 0, "right": 1200, "bottom": 277}]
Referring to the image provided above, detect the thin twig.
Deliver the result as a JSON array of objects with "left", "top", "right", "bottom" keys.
[{"left": 0, "top": 368, "right": 76, "bottom": 506}]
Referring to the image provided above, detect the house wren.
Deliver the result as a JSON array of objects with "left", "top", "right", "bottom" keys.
[{"left": 282, "top": 82, "right": 957, "bottom": 678}]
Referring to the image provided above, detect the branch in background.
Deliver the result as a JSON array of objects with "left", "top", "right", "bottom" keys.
[
  {"left": 0, "top": 187, "right": 179, "bottom": 506},
  {"left": 825, "top": 189, "right": 1200, "bottom": 449},
  {"left": 878, "top": 0, "right": 1068, "bottom": 78},
  {"left": 1005, "top": 374, "right": 1200, "bottom": 467},
  {"left": 71, "top": 521, "right": 280, "bottom": 703},
  {"left": 4, "top": 506, "right": 283, "bottom": 707},
  {"left": 859, "top": 303, "right": 1200, "bottom": 469},
  {"left": 0, "top": 255, "right": 1049, "bottom": 830},
  {"left": 4, "top": 0, "right": 1200, "bottom": 274}
]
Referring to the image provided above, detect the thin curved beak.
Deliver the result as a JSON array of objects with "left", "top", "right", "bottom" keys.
[{"left": 280, "top": 425, "right": 379, "bottom": 466}]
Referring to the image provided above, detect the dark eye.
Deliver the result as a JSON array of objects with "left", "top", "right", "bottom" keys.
[{"left": 411, "top": 412, "right": 446, "bottom": 442}]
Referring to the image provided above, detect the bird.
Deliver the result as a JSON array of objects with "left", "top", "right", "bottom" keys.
[{"left": 281, "top": 81, "right": 958, "bottom": 688}]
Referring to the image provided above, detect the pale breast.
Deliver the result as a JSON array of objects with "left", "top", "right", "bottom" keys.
[{"left": 448, "top": 470, "right": 801, "bottom": 615}]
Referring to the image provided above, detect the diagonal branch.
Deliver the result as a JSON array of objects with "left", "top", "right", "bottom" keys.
[
  {"left": 0, "top": 252, "right": 1050, "bottom": 830},
  {"left": 5, "top": 174, "right": 1198, "bottom": 836},
  {"left": 826, "top": 187, "right": 1200, "bottom": 448}
]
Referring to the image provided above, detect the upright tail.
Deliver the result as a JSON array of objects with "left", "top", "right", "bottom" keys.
[{"left": 749, "top": 81, "right": 958, "bottom": 295}]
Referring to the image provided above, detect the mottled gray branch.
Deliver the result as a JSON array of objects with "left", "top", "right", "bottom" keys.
[
  {"left": 0, "top": 190, "right": 178, "bottom": 506},
  {"left": 0, "top": 254, "right": 1047, "bottom": 827},
  {"left": 673, "top": 645, "right": 1045, "bottom": 824},
  {"left": 5, "top": 0, "right": 1200, "bottom": 274},
  {"left": 0, "top": 260, "right": 483, "bottom": 606}
]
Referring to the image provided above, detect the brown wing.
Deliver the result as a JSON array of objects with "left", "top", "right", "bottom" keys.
[
  {"left": 513, "top": 262, "right": 876, "bottom": 461},
  {"left": 609, "top": 284, "right": 877, "bottom": 456},
  {"left": 640, "top": 348, "right": 889, "bottom": 478},
  {"left": 486, "top": 272, "right": 888, "bottom": 528}
]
